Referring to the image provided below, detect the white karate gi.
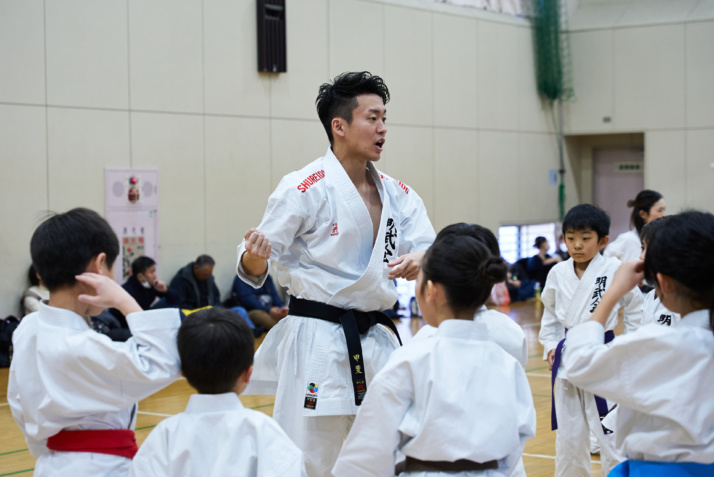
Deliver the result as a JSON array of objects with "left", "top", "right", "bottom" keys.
[
  {"left": 562, "top": 309, "right": 714, "bottom": 463},
  {"left": 603, "top": 230, "right": 641, "bottom": 263},
  {"left": 8, "top": 303, "right": 181, "bottom": 477},
  {"left": 643, "top": 289, "right": 681, "bottom": 327},
  {"left": 237, "top": 147, "right": 435, "bottom": 476},
  {"left": 413, "top": 305, "right": 528, "bottom": 367},
  {"left": 538, "top": 253, "right": 643, "bottom": 477},
  {"left": 130, "top": 393, "right": 306, "bottom": 476},
  {"left": 332, "top": 319, "right": 536, "bottom": 477}
]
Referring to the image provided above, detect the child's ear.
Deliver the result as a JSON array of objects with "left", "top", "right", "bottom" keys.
[
  {"left": 598, "top": 235, "right": 610, "bottom": 249},
  {"left": 87, "top": 253, "right": 108, "bottom": 274},
  {"left": 243, "top": 365, "right": 253, "bottom": 385},
  {"left": 656, "top": 273, "right": 675, "bottom": 298}
]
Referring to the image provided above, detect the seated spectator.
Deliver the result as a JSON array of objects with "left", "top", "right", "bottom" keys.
[
  {"left": 21, "top": 265, "right": 49, "bottom": 316},
  {"left": 123, "top": 256, "right": 176, "bottom": 310},
  {"left": 506, "top": 261, "right": 536, "bottom": 303},
  {"left": 231, "top": 275, "right": 288, "bottom": 331},
  {"left": 170, "top": 254, "right": 261, "bottom": 336},
  {"left": 527, "top": 236, "right": 562, "bottom": 290}
]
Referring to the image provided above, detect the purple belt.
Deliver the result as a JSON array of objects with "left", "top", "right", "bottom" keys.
[{"left": 550, "top": 328, "right": 615, "bottom": 430}]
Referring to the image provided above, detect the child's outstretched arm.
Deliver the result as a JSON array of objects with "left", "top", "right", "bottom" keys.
[{"left": 76, "top": 272, "right": 142, "bottom": 316}]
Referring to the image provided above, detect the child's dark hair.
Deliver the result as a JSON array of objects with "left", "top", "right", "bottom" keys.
[
  {"left": 421, "top": 233, "right": 507, "bottom": 314},
  {"left": 640, "top": 216, "right": 669, "bottom": 247},
  {"left": 534, "top": 236, "right": 547, "bottom": 249},
  {"left": 644, "top": 211, "right": 714, "bottom": 330},
  {"left": 178, "top": 307, "right": 254, "bottom": 394},
  {"left": 628, "top": 189, "right": 663, "bottom": 237},
  {"left": 434, "top": 222, "right": 501, "bottom": 257},
  {"left": 316, "top": 71, "right": 390, "bottom": 145},
  {"left": 30, "top": 208, "right": 119, "bottom": 292},
  {"left": 28, "top": 264, "right": 40, "bottom": 287},
  {"left": 562, "top": 204, "right": 610, "bottom": 239},
  {"left": 131, "top": 256, "right": 156, "bottom": 277}
]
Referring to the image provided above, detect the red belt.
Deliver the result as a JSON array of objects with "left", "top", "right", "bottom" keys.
[{"left": 47, "top": 429, "right": 138, "bottom": 459}]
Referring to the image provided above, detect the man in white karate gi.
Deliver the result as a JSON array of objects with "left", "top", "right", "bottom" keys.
[{"left": 236, "top": 71, "right": 435, "bottom": 476}]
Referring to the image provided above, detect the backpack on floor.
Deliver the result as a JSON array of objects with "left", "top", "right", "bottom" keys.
[{"left": 0, "top": 315, "right": 21, "bottom": 367}]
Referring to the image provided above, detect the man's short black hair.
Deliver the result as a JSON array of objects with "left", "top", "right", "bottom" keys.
[
  {"left": 30, "top": 208, "right": 119, "bottom": 292},
  {"left": 316, "top": 71, "right": 390, "bottom": 145},
  {"left": 178, "top": 307, "right": 254, "bottom": 394},
  {"left": 131, "top": 256, "right": 156, "bottom": 277},
  {"left": 562, "top": 204, "right": 610, "bottom": 239},
  {"left": 195, "top": 254, "right": 215, "bottom": 268}
]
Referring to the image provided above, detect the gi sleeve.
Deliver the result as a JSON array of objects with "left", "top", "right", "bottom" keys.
[
  {"left": 396, "top": 187, "right": 435, "bottom": 256},
  {"left": 237, "top": 181, "right": 312, "bottom": 288},
  {"left": 538, "top": 271, "right": 565, "bottom": 359},
  {"left": 620, "top": 284, "right": 644, "bottom": 334},
  {"left": 332, "top": 359, "right": 413, "bottom": 477}
]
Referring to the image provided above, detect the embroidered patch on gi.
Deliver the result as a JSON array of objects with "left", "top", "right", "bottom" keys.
[
  {"left": 383, "top": 218, "right": 398, "bottom": 263},
  {"left": 331, "top": 222, "right": 339, "bottom": 236},
  {"left": 304, "top": 383, "right": 318, "bottom": 409},
  {"left": 657, "top": 314, "right": 672, "bottom": 326}
]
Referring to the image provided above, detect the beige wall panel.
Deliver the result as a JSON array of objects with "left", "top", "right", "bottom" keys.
[
  {"left": 47, "top": 108, "right": 130, "bottom": 213},
  {"left": 329, "top": 0, "right": 385, "bottom": 76},
  {"left": 478, "top": 21, "right": 519, "bottom": 131},
  {"left": 478, "top": 131, "right": 519, "bottom": 231},
  {"left": 518, "top": 133, "right": 561, "bottom": 222},
  {"left": 644, "top": 131, "right": 686, "bottom": 214},
  {"left": 130, "top": 112, "right": 205, "bottom": 275},
  {"left": 0, "top": 105, "right": 47, "bottom": 317},
  {"left": 565, "top": 30, "right": 614, "bottom": 133},
  {"left": 384, "top": 6, "right": 433, "bottom": 127},
  {"left": 685, "top": 129, "right": 714, "bottom": 210},
  {"left": 270, "top": 119, "right": 329, "bottom": 189},
  {"left": 569, "top": 3, "right": 629, "bottom": 31},
  {"left": 46, "top": 0, "right": 129, "bottom": 109},
  {"left": 433, "top": 13, "right": 478, "bottom": 129},
  {"left": 205, "top": 242, "right": 241, "bottom": 302},
  {"left": 129, "top": 0, "right": 203, "bottom": 113},
  {"left": 517, "top": 27, "right": 550, "bottom": 133},
  {"left": 379, "top": 125, "right": 435, "bottom": 217},
  {"left": 689, "top": 0, "right": 714, "bottom": 21},
  {"left": 613, "top": 24, "right": 685, "bottom": 130},
  {"left": 0, "top": 0, "right": 45, "bottom": 104},
  {"left": 204, "top": 116, "right": 272, "bottom": 248},
  {"left": 617, "top": 0, "right": 697, "bottom": 27},
  {"left": 686, "top": 21, "right": 714, "bottom": 128},
  {"left": 433, "top": 128, "right": 479, "bottom": 232},
  {"left": 270, "top": 0, "right": 329, "bottom": 120},
  {"left": 204, "top": 0, "right": 271, "bottom": 117}
]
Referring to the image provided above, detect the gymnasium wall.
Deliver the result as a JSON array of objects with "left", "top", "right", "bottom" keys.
[
  {"left": 0, "top": 0, "right": 569, "bottom": 317},
  {"left": 564, "top": 3, "right": 714, "bottom": 215}
]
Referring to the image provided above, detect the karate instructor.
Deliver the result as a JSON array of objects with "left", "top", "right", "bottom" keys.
[{"left": 236, "top": 72, "right": 435, "bottom": 477}]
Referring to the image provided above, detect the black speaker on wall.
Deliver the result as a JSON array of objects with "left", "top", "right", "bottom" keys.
[{"left": 257, "top": 0, "right": 287, "bottom": 73}]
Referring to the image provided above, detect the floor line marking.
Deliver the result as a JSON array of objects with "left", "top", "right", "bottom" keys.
[
  {"left": 136, "top": 410, "right": 174, "bottom": 418},
  {"left": 526, "top": 372, "right": 551, "bottom": 378},
  {"left": 0, "top": 470, "right": 34, "bottom": 477},
  {"left": 526, "top": 365, "right": 549, "bottom": 372}
]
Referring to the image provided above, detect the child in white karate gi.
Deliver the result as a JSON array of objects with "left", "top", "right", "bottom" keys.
[
  {"left": 332, "top": 229, "right": 536, "bottom": 477},
  {"left": 639, "top": 218, "right": 680, "bottom": 327},
  {"left": 539, "top": 204, "right": 643, "bottom": 477},
  {"left": 131, "top": 307, "right": 306, "bottom": 476},
  {"left": 562, "top": 210, "right": 714, "bottom": 477},
  {"left": 8, "top": 208, "right": 182, "bottom": 477}
]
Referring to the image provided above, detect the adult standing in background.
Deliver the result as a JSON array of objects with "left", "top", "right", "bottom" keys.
[
  {"left": 236, "top": 72, "right": 435, "bottom": 477},
  {"left": 604, "top": 190, "right": 666, "bottom": 263}
]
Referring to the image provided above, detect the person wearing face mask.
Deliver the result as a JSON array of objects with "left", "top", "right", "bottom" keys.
[{"left": 122, "top": 256, "right": 176, "bottom": 311}]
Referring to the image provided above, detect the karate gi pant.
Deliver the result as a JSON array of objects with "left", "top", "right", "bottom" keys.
[
  {"left": 554, "top": 378, "right": 622, "bottom": 477},
  {"left": 274, "top": 401, "right": 354, "bottom": 477}
]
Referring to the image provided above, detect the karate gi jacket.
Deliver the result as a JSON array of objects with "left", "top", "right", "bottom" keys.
[
  {"left": 604, "top": 230, "right": 641, "bottom": 263},
  {"left": 539, "top": 253, "right": 644, "bottom": 362},
  {"left": 563, "top": 309, "right": 714, "bottom": 463},
  {"left": 332, "top": 319, "right": 536, "bottom": 477},
  {"left": 8, "top": 303, "right": 181, "bottom": 477},
  {"left": 643, "top": 290, "right": 681, "bottom": 327},
  {"left": 238, "top": 147, "right": 435, "bottom": 416},
  {"left": 130, "top": 393, "right": 306, "bottom": 476}
]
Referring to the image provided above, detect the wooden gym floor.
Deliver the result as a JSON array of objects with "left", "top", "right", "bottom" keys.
[{"left": 0, "top": 301, "right": 608, "bottom": 476}]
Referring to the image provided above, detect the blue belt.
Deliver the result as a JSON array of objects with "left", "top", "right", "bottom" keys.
[
  {"left": 550, "top": 328, "right": 615, "bottom": 430},
  {"left": 610, "top": 460, "right": 714, "bottom": 476}
]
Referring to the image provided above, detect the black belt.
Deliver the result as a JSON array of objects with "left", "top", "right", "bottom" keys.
[
  {"left": 288, "top": 298, "right": 402, "bottom": 406},
  {"left": 395, "top": 457, "right": 499, "bottom": 474}
]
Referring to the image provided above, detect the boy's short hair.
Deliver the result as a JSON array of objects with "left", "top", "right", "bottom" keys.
[
  {"left": 562, "top": 204, "right": 610, "bottom": 239},
  {"left": 178, "top": 307, "right": 254, "bottom": 394},
  {"left": 131, "top": 256, "right": 156, "bottom": 277},
  {"left": 640, "top": 216, "right": 669, "bottom": 246},
  {"left": 316, "top": 71, "right": 390, "bottom": 145},
  {"left": 30, "top": 208, "right": 119, "bottom": 292}
]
